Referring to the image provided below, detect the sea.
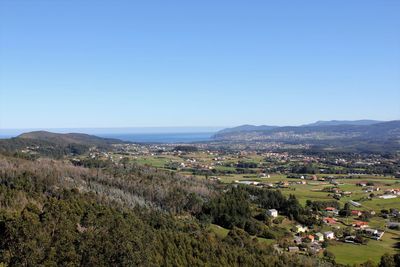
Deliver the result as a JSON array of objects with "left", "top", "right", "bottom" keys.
[{"left": 98, "top": 132, "right": 214, "bottom": 143}]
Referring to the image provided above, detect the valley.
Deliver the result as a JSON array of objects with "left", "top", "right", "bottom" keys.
[{"left": 1, "top": 128, "right": 398, "bottom": 266}]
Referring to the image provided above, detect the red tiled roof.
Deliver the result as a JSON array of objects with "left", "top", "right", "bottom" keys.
[
  {"left": 351, "top": 210, "right": 362, "bottom": 215},
  {"left": 323, "top": 217, "right": 337, "bottom": 224},
  {"left": 353, "top": 221, "right": 368, "bottom": 227}
]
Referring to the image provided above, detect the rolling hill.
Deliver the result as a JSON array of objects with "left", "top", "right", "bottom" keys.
[
  {"left": 217, "top": 125, "right": 279, "bottom": 135},
  {"left": 0, "top": 131, "right": 125, "bottom": 158},
  {"left": 303, "top": 120, "right": 382, "bottom": 127},
  {"left": 17, "top": 131, "right": 122, "bottom": 146},
  {"left": 213, "top": 120, "right": 400, "bottom": 152}
]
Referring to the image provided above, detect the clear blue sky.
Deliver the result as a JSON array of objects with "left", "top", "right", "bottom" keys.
[{"left": 1, "top": 0, "right": 399, "bottom": 129}]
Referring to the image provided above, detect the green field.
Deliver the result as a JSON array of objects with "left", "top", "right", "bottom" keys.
[
  {"left": 216, "top": 173, "right": 399, "bottom": 212},
  {"left": 327, "top": 231, "right": 400, "bottom": 265},
  {"left": 209, "top": 224, "right": 229, "bottom": 238},
  {"left": 360, "top": 197, "right": 400, "bottom": 211},
  {"left": 208, "top": 224, "right": 275, "bottom": 245},
  {"left": 117, "top": 155, "right": 183, "bottom": 169}
]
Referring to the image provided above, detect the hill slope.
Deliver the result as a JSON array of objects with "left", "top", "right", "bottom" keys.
[
  {"left": 217, "top": 125, "right": 279, "bottom": 134},
  {"left": 213, "top": 121, "right": 400, "bottom": 152},
  {"left": 18, "top": 131, "right": 122, "bottom": 146},
  {"left": 304, "top": 120, "right": 382, "bottom": 127},
  {"left": 0, "top": 131, "right": 125, "bottom": 157}
]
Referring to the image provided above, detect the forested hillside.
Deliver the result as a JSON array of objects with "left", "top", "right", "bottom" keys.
[
  {"left": 214, "top": 121, "right": 400, "bottom": 142},
  {"left": 0, "top": 154, "right": 337, "bottom": 267},
  {"left": 0, "top": 131, "right": 125, "bottom": 159}
]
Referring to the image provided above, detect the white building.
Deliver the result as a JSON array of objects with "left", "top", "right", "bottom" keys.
[
  {"left": 349, "top": 200, "right": 362, "bottom": 207},
  {"left": 315, "top": 232, "right": 324, "bottom": 242},
  {"left": 324, "top": 231, "right": 335, "bottom": 240},
  {"left": 294, "top": 225, "right": 308, "bottom": 233},
  {"left": 379, "top": 195, "right": 397, "bottom": 199},
  {"left": 267, "top": 209, "right": 278, "bottom": 218}
]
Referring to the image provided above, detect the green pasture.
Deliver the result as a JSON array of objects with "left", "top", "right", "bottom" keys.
[{"left": 327, "top": 231, "right": 400, "bottom": 265}]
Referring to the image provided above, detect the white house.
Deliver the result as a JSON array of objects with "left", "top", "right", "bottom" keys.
[
  {"left": 364, "top": 228, "right": 385, "bottom": 240},
  {"left": 294, "top": 225, "right": 308, "bottom": 233},
  {"left": 288, "top": 246, "right": 300, "bottom": 253},
  {"left": 349, "top": 200, "right": 362, "bottom": 207},
  {"left": 324, "top": 231, "right": 335, "bottom": 240},
  {"left": 379, "top": 195, "right": 397, "bottom": 199},
  {"left": 364, "top": 228, "right": 378, "bottom": 235},
  {"left": 315, "top": 232, "right": 324, "bottom": 242},
  {"left": 267, "top": 209, "right": 278, "bottom": 218}
]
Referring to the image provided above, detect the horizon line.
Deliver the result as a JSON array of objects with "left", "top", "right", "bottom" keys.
[{"left": 1, "top": 119, "right": 398, "bottom": 132}]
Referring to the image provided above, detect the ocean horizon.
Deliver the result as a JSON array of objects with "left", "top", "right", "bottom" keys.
[
  {"left": 98, "top": 132, "right": 215, "bottom": 143},
  {"left": 0, "top": 126, "right": 223, "bottom": 143}
]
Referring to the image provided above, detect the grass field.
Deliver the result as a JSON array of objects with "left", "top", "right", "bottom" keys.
[
  {"left": 208, "top": 224, "right": 275, "bottom": 245},
  {"left": 216, "top": 173, "right": 399, "bottom": 212},
  {"left": 208, "top": 224, "right": 229, "bottom": 238},
  {"left": 361, "top": 197, "right": 400, "bottom": 211},
  {"left": 327, "top": 231, "right": 400, "bottom": 265},
  {"left": 132, "top": 155, "right": 182, "bottom": 168},
  {"left": 280, "top": 187, "right": 332, "bottom": 205}
]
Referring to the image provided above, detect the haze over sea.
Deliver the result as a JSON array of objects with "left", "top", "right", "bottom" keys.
[
  {"left": 98, "top": 132, "right": 214, "bottom": 143},
  {"left": 0, "top": 127, "right": 222, "bottom": 143}
]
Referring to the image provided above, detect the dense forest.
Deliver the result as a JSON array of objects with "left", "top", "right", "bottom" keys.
[{"left": 0, "top": 131, "right": 123, "bottom": 159}]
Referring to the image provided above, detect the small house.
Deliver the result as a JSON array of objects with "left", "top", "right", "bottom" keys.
[
  {"left": 349, "top": 200, "right": 362, "bottom": 207},
  {"left": 306, "top": 235, "right": 315, "bottom": 242},
  {"left": 353, "top": 221, "right": 369, "bottom": 229},
  {"left": 374, "top": 231, "right": 385, "bottom": 240},
  {"left": 267, "top": 209, "right": 278, "bottom": 218},
  {"left": 364, "top": 228, "right": 384, "bottom": 240},
  {"left": 325, "top": 207, "right": 337, "bottom": 212},
  {"left": 324, "top": 231, "right": 335, "bottom": 240},
  {"left": 315, "top": 232, "right": 324, "bottom": 242},
  {"left": 325, "top": 207, "right": 338, "bottom": 215},
  {"left": 344, "top": 235, "right": 356, "bottom": 243},
  {"left": 364, "top": 228, "right": 378, "bottom": 236},
  {"left": 379, "top": 195, "right": 397, "bottom": 199},
  {"left": 323, "top": 217, "right": 337, "bottom": 225},
  {"left": 294, "top": 225, "right": 308, "bottom": 233},
  {"left": 351, "top": 210, "right": 362, "bottom": 217}
]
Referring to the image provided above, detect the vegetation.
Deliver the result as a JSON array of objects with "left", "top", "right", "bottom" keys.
[
  {"left": 0, "top": 154, "right": 335, "bottom": 267},
  {"left": 0, "top": 131, "right": 399, "bottom": 266}
]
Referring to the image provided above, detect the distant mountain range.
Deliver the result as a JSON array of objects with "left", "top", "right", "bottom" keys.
[
  {"left": 213, "top": 120, "right": 400, "bottom": 152},
  {"left": 216, "top": 120, "right": 385, "bottom": 136},
  {"left": 303, "top": 120, "right": 383, "bottom": 127},
  {"left": 216, "top": 125, "right": 279, "bottom": 135},
  {"left": 1, "top": 120, "right": 399, "bottom": 154}
]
